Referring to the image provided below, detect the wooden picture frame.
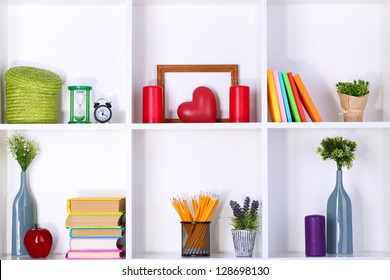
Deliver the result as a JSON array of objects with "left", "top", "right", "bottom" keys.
[{"left": 157, "top": 64, "right": 239, "bottom": 122}]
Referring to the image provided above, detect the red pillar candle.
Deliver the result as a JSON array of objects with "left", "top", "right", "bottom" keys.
[
  {"left": 305, "top": 215, "right": 326, "bottom": 257},
  {"left": 143, "top": 86, "right": 163, "bottom": 123},
  {"left": 229, "top": 85, "right": 250, "bottom": 122}
]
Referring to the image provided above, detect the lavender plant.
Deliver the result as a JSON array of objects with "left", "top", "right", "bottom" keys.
[{"left": 229, "top": 196, "right": 260, "bottom": 230}]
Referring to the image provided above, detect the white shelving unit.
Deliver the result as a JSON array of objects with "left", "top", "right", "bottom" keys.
[
  {"left": 0, "top": 0, "right": 130, "bottom": 260},
  {"left": 1, "top": 0, "right": 390, "bottom": 260},
  {"left": 267, "top": 0, "right": 390, "bottom": 258}
]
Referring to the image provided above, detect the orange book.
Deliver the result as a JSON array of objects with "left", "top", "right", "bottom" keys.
[
  {"left": 288, "top": 72, "right": 306, "bottom": 122},
  {"left": 267, "top": 70, "right": 281, "bottom": 122},
  {"left": 67, "top": 197, "right": 125, "bottom": 213},
  {"left": 293, "top": 74, "right": 322, "bottom": 122},
  {"left": 65, "top": 212, "right": 125, "bottom": 228}
]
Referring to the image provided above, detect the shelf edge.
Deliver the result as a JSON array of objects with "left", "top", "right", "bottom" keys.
[{"left": 0, "top": 123, "right": 126, "bottom": 131}]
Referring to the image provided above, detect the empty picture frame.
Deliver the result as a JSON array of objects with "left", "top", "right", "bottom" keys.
[{"left": 157, "top": 64, "right": 239, "bottom": 122}]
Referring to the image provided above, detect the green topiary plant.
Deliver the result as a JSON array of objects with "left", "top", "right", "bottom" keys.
[
  {"left": 336, "top": 79, "right": 369, "bottom": 97},
  {"left": 316, "top": 136, "right": 357, "bottom": 170}
]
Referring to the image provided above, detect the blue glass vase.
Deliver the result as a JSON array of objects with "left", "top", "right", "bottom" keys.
[
  {"left": 12, "top": 170, "right": 37, "bottom": 256},
  {"left": 326, "top": 170, "right": 353, "bottom": 255}
]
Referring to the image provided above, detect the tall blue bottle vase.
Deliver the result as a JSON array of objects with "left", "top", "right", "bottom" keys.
[
  {"left": 326, "top": 169, "right": 353, "bottom": 255},
  {"left": 12, "top": 170, "right": 37, "bottom": 256}
]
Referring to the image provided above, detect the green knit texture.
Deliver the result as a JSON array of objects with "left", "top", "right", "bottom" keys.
[{"left": 5, "top": 66, "right": 62, "bottom": 124}]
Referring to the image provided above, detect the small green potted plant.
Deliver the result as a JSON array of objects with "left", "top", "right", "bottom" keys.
[
  {"left": 317, "top": 136, "right": 356, "bottom": 255},
  {"left": 336, "top": 79, "right": 369, "bottom": 122},
  {"left": 229, "top": 196, "right": 260, "bottom": 257}
]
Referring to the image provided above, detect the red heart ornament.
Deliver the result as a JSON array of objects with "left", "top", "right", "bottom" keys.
[{"left": 177, "top": 86, "right": 217, "bottom": 123}]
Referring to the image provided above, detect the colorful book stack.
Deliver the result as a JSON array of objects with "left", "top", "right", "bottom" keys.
[
  {"left": 65, "top": 197, "right": 126, "bottom": 260},
  {"left": 267, "top": 69, "right": 322, "bottom": 122}
]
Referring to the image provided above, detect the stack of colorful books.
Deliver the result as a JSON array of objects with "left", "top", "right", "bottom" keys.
[
  {"left": 65, "top": 197, "right": 126, "bottom": 260},
  {"left": 267, "top": 69, "right": 322, "bottom": 123}
]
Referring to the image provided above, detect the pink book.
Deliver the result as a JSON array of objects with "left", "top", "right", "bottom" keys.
[
  {"left": 273, "top": 70, "right": 287, "bottom": 122},
  {"left": 69, "top": 237, "right": 124, "bottom": 250},
  {"left": 65, "top": 249, "right": 125, "bottom": 260}
]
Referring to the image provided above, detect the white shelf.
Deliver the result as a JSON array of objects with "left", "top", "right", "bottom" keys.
[
  {"left": 131, "top": 122, "right": 263, "bottom": 131},
  {"left": 268, "top": 0, "right": 386, "bottom": 4},
  {"left": 133, "top": 0, "right": 259, "bottom": 5},
  {"left": 0, "top": 253, "right": 66, "bottom": 260},
  {"left": 267, "top": 122, "right": 390, "bottom": 130},
  {"left": 7, "top": 0, "right": 127, "bottom": 5},
  {"left": 131, "top": 252, "right": 262, "bottom": 260},
  {"left": 0, "top": 123, "right": 126, "bottom": 131},
  {"left": 269, "top": 252, "right": 390, "bottom": 260},
  {"left": 1, "top": 0, "right": 390, "bottom": 261}
]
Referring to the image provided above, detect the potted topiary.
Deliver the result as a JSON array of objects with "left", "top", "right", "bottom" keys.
[
  {"left": 317, "top": 136, "right": 357, "bottom": 255},
  {"left": 229, "top": 196, "right": 260, "bottom": 257},
  {"left": 336, "top": 79, "right": 369, "bottom": 122}
]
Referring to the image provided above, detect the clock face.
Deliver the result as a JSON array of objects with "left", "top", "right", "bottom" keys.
[{"left": 94, "top": 105, "right": 112, "bottom": 123}]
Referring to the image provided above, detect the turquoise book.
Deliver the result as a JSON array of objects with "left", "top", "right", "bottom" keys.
[
  {"left": 278, "top": 72, "right": 292, "bottom": 122},
  {"left": 69, "top": 227, "right": 124, "bottom": 238}
]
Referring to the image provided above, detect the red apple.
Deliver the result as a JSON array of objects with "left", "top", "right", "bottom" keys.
[{"left": 24, "top": 224, "right": 53, "bottom": 258}]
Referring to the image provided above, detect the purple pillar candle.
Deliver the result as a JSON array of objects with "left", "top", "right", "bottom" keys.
[{"left": 305, "top": 215, "right": 326, "bottom": 256}]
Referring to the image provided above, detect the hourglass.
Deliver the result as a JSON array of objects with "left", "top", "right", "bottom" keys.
[{"left": 68, "top": 85, "right": 92, "bottom": 124}]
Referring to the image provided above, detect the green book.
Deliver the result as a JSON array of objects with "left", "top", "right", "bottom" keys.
[{"left": 282, "top": 72, "right": 301, "bottom": 122}]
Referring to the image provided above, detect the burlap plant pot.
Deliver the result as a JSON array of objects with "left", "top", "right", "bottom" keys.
[{"left": 338, "top": 93, "right": 369, "bottom": 122}]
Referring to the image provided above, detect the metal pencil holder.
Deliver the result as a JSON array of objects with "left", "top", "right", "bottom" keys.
[{"left": 181, "top": 221, "right": 210, "bottom": 256}]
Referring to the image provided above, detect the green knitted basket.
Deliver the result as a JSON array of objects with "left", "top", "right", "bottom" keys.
[{"left": 5, "top": 66, "right": 62, "bottom": 124}]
